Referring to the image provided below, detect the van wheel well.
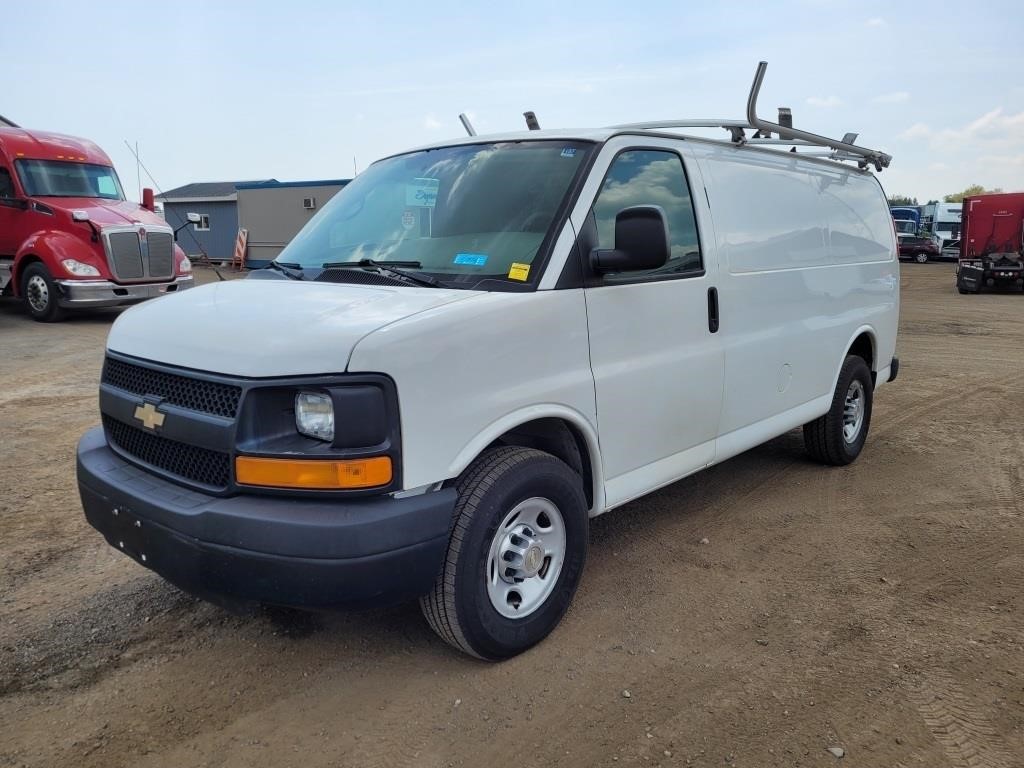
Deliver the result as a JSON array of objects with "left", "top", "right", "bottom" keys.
[
  {"left": 490, "top": 418, "right": 594, "bottom": 509},
  {"left": 848, "top": 332, "right": 875, "bottom": 384}
]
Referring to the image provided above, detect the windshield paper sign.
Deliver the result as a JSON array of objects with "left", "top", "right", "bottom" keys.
[
  {"left": 406, "top": 178, "right": 439, "bottom": 208},
  {"left": 454, "top": 253, "right": 488, "bottom": 266}
]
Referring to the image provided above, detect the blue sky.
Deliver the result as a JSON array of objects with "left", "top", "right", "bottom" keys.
[{"left": 4, "top": 1, "right": 1022, "bottom": 203}]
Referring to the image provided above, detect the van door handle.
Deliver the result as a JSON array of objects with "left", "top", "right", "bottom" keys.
[{"left": 707, "top": 287, "right": 719, "bottom": 333}]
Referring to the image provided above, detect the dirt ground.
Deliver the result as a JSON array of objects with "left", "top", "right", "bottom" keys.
[{"left": 1, "top": 264, "right": 1022, "bottom": 768}]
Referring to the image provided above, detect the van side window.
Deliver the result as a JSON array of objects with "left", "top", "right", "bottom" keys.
[
  {"left": 591, "top": 150, "right": 702, "bottom": 280},
  {"left": 0, "top": 167, "right": 14, "bottom": 198}
]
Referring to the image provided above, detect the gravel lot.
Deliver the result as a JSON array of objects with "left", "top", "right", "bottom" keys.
[{"left": 1, "top": 264, "right": 1022, "bottom": 768}]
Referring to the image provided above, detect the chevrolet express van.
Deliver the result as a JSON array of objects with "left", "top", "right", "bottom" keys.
[{"left": 77, "top": 65, "right": 900, "bottom": 659}]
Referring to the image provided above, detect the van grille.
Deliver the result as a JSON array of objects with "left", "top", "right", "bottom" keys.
[
  {"left": 102, "top": 357, "right": 242, "bottom": 418},
  {"left": 103, "top": 414, "right": 231, "bottom": 490}
]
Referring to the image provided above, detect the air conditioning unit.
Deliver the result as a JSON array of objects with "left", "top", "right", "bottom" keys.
[{"left": 302, "top": 197, "right": 316, "bottom": 210}]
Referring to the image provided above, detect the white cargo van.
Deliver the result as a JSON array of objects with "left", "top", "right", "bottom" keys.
[{"left": 77, "top": 64, "right": 899, "bottom": 659}]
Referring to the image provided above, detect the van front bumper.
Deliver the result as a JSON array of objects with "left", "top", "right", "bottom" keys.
[
  {"left": 76, "top": 427, "right": 455, "bottom": 610},
  {"left": 56, "top": 275, "right": 194, "bottom": 308}
]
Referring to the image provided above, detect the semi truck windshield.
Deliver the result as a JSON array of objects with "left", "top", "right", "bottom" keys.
[
  {"left": 16, "top": 159, "right": 125, "bottom": 200},
  {"left": 276, "top": 141, "right": 592, "bottom": 287}
]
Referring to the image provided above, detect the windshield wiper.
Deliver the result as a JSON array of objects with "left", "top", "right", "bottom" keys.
[
  {"left": 265, "top": 261, "right": 304, "bottom": 280},
  {"left": 321, "top": 259, "right": 443, "bottom": 288}
]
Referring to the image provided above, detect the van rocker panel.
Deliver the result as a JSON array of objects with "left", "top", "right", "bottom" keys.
[{"left": 76, "top": 427, "right": 456, "bottom": 608}]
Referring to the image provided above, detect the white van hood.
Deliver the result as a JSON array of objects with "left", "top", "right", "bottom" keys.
[{"left": 106, "top": 279, "right": 481, "bottom": 377}]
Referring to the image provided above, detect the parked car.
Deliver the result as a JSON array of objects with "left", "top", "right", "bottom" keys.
[
  {"left": 0, "top": 123, "right": 194, "bottom": 321},
  {"left": 898, "top": 235, "right": 942, "bottom": 263},
  {"left": 76, "top": 64, "right": 900, "bottom": 659}
]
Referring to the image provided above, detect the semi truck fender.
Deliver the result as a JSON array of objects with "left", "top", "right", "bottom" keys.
[{"left": 13, "top": 230, "right": 105, "bottom": 296}]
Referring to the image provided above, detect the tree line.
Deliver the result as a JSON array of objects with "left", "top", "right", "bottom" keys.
[{"left": 887, "top": 184, "right": 1006, "bottom": 207}]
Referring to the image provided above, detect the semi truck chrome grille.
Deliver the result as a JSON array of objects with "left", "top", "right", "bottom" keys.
[
  {"left": 146, "top": 232, "right": 174, "bottom": 278},
  {"left": 102, "top": 226, "right": 176, "bottom": 282},
  {"left": 108, "top": 231, "right": 145, "bottom": 279},
  {"left": 102, "top": 357, "right": 242, "bottom": 418},
  {"left": 103, "top": 414, "right": 231, "bottom": 489}
]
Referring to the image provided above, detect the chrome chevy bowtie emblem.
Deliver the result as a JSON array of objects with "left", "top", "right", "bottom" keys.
[{"left": 133, "top": 401, "right": 165, "bottom": 430}]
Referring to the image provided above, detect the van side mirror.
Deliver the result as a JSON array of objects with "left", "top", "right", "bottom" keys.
[{"left": 590, "top": 205, "right": 670, "bottom": 273}]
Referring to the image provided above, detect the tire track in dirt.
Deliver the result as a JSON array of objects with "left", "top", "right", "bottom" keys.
[
  {"left": 873, "top": 370, "right": 1024, "bottom": 441},
  {"left": 913, "top": 673, "right": 1017, "bottom": 768}
]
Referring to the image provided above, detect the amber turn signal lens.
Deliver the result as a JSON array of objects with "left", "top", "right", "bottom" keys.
[{"left": 235, "top": 456, "right": 392, "bottom": 489}]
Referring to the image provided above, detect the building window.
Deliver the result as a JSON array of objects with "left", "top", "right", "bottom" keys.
[{"left": 194, "top": 214, "right": 211, "bottom": 232}]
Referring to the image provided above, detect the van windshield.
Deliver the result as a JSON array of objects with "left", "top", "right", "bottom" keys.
[
  {"left": 276, "top": 141, "right": 592, "bottom": 288},
  {"left": 16, "top": 159, "right": 125, "bottom": 200}
]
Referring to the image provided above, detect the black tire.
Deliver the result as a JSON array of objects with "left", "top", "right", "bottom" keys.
[
  {"left": 914, "top": 252, "right": 929, "bottom": 263},
  {"left": 420, "top": 446, "right": 588, "bottom": 660},
  {"left": 803, "top": 355, "right": 873, "bottom": 466},
  {"left": 20, "top": 263, "right": 65, "bottom": 322}
]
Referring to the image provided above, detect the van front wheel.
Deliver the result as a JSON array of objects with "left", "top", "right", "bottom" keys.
[
  {"left": 803, "top": 355, "right": 873, "bottom": 466},
  {"left": 420, "top": 446, "right": 588, "bottom": 660}
]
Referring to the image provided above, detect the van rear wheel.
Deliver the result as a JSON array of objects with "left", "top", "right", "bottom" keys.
[
  {"left": 803, "top": 355, "right": 873, "bottom": 466},
  {"left": 420, "top": 446, "right": 588, "bottom": 660}
]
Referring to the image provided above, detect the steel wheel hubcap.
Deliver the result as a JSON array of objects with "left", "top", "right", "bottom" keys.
[
  {"left": 842, "top": 379, "right": 865, "bottom": 443},
  {"left": 487, "top": 497, "right": 566, "bottom": 619},
  {"left": 916, "top": 253, "right": 928, "bottom": 262},
  {"left": 26, "top": 275, "right": 49, "bottom": 312}
]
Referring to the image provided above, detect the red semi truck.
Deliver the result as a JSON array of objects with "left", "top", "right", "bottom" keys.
[
  {"left": 0, "top": 122, "right": 194, "bottom": 321},
  {"left": 956, "top": 192, "right": 1024, "bottom": 294}
]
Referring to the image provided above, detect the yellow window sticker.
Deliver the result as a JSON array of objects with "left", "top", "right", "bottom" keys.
[{"left": 508, "top": 262, "right": 531, "bottom": 281}]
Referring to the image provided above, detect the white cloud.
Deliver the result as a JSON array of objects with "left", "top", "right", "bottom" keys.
[
  {"left": 423, "top": 115, "right": 442, "bottom": 130},
  {"left": 873, "top": 91, "right": 910, "bottom": 104},
  {"left": 898, "top": 122, "right": 931, "bottom": 140},
  {"left": 930, "top": 107, "right": 1024, "bottom": 150},
  {"left": 806, "top": 95, "right": 843, "bottom": 108},
  {"left": 866, "top": 17, "right": 887, "bottom": 27}
]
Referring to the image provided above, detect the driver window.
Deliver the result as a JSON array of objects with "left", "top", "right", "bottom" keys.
[
  {"left": 591, "top": 149, "right": 702, "bottom": 279},
  {"left": 0, "top": 167, "right": 14, "bottom": 198}
]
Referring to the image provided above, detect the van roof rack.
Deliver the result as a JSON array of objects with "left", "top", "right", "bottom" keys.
[{"left": 610, "top": 62, "right": 892, "bottom": 172}]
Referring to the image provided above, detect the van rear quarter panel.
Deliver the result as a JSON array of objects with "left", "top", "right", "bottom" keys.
[{"left": 692, "top": 143, "right": 898, "bottom": 438}]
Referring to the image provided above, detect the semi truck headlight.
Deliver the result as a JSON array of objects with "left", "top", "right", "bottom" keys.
[
  {"left": 295, "top": 392, "right": 334, "bottom": 441},
  {"left": 177, "top": 256, "right": 192, "bottom": 273},
  {"left": 61, "top": 259, "right": 100, "bottom": 277}
]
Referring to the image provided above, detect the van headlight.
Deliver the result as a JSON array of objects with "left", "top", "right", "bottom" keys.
[
  {"left": 61, "top": 259, "right": 100, "bottom": 277},
  {"left": 295, "top": 392, "right": 334, "bottom": 441}
]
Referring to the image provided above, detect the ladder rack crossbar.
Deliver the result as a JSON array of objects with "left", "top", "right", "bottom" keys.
[
  {"left": 610, "top": 119, "right": 751, "bottom": 131},
  {"left": 606, "top": 63, "right": 891, "bottom": 172}
]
